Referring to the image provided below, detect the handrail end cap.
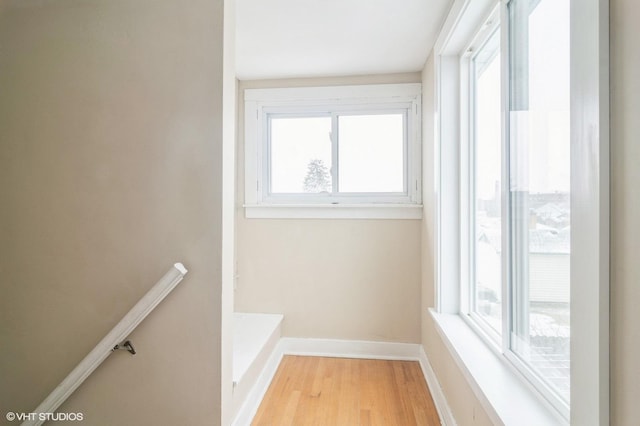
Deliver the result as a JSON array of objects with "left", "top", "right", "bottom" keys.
[{"left": 174, "top": 262, "right": 188, "bottom": 275}]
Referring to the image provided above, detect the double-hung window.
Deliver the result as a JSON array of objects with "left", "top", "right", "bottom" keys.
[
  {"left": 243, "top": 84, "right": 422, "bottom": 219},
  {"left": 461, "top": 0, "right": 571, "bottom": 418}
]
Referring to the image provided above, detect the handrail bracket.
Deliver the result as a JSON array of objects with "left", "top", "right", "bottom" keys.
[{"left": 112, "top": 340, "right": 136, "bottom": 355}]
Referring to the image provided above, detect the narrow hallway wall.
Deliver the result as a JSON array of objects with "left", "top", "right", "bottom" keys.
[{"left": 0, "top": 1, "right": 226, "bottom": 423}]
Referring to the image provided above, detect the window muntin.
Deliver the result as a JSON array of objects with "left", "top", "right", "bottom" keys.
[
  {"left": 471, "top": 27, "right": 503, "bottom": 337},
  {"left": 507, "top": 0, "right": 571, "bottom": 405}
]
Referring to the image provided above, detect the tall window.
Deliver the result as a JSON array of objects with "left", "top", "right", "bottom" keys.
[{"left": 465, "top": 0, "right": 571, "bottom": 415}]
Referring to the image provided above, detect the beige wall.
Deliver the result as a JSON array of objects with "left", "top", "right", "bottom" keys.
[
  {"left": 421, "top": 1, "right": 640, "bottom": 423},
  {"left": 0, "top": 1, "right": 226, "bottom": 424},
  {"left": 235, "top": 74, "right": 423, "bottom": 343},
  {"left": 610, "top": 0, "right": 640, "bottom": 423}
]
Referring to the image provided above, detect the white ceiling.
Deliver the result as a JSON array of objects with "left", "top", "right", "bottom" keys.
[{"left": 235, "top": 0, "right": 453, "bottom": 80}]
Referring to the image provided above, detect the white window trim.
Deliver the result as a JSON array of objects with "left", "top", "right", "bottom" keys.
[
  {"left": 432, "top": 0, "right": 609, "bottom": 424},
  {"left": 244, "top": 84, "right": 422, "bottom": 219}
]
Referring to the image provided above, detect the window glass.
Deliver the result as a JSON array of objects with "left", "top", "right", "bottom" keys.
[
  {"left": 270, "top": 116, "right": 332, "bottom": 194},
  {"left": 508, "top": 0, "right": 571, "bottom": 403},
  {"left": 338, "top": 114, "right": 404, "bottom": 193},
  {"left": 472, "top": 28, "right": 502, "bottom": 335}
]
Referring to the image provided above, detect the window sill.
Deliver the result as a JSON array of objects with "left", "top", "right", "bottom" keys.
[
  {"left": 244, "top": 204, "right": 423, "bottom": 219},
  {"left": 429, "top": 309, "right": 567, "bottom": 426}
]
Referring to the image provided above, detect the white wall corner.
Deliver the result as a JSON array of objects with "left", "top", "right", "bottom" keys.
[{"left": 418, "top": 346, "right": 457, "bottom": 426}]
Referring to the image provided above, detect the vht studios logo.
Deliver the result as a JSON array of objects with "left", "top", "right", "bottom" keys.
[{"left": 6, "top": 412, "right": 84, "bottom": 422}]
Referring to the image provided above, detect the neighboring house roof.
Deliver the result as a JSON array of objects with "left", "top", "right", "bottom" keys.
[
  {"left": 534, "top": 202, "right": 569, "bottom": 221},
  {"left": 529, "top": 228, "right": 570, "bottom": 254},
  {"left": 478, "top": 227, "right": 570, "bottom": 254}
]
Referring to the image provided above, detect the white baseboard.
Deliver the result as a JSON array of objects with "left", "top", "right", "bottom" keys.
[
  {"left": 231, "top": 337, "right": 455, "bottom": 426},
  {"left": 278, "top": 337, "right": 423, "bottom": 360}
]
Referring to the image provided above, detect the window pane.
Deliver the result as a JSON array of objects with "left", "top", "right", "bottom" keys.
[
  {"left": 472, "top": 29, "right": 502, "bottom": 335},
  {"left": 509, "top": 0, "right": 570, "bottom": 403},
  {"left": 338, "top": 114, "right": 404, "bottom": 193},
  {"left": 270, "top": 116, "right": 332, "bottom": 194}
]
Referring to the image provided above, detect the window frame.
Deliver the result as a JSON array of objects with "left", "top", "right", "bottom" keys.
[
  {"left": 461, "top": 0, "right": 573, "bottom": 418},
  {"left": 462, "top": 14, "right": 504, "bottom": 346},
  {"left": 506, "top": 0, "right": 573, "bottom": 415},
  {"left": 244, "top": 84, "right": 422, "bottom": 219},
  {"left": 432, "top": 0, "right": 609, "bottom": 424}
]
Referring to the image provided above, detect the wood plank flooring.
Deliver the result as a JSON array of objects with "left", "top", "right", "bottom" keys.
[{"left": 252, "top": 355, "right": 441, "bottom": 426}]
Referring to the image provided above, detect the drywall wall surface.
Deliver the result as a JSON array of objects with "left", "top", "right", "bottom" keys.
[
  {"left": 610, "top": 0, "right": 640, "bottom": 423},
  {"left": 235, "top": 74, "right": 422, "bottom": 344},
  {"left": 0, "top": 0, "right": 226, "bottom": 424},
  {"left": 237, "top": 218, "right": 422, "bottom": 343}
]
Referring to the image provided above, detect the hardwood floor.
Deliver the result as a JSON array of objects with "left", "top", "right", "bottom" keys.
[{"left": 252, "top": 355, "right": 441, "bottom": 426}]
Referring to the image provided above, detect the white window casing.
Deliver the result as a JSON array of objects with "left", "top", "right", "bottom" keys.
[{"left": 244, "top": 84, "right": 422, "bottom": 219}]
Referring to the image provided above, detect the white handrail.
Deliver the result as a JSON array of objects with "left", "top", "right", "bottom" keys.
[{"left": 23, "top": 263, "right": 188, "bottom": 426}]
